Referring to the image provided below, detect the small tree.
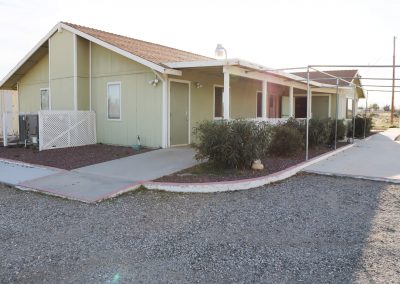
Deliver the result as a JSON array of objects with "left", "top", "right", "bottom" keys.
[
  {"left": 370, "top": 103, "right": 379, "bottom": 111},
  {"left": 383, "top": 104, "right": 391, "bottom": 111}
]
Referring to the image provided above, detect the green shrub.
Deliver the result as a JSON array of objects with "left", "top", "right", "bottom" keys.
[
  {"left": 269, "top": 124, "right": 304, "bottom": 156},
  {"left": 347, "top": 115, "right": 373, "bottom": 138},
  {"left": 328, "top": 119, "right": 346, "bottom": 143},
  {"left": 308, "top": 118, "right": 331, "bottom": 147},
  {"left": 285, "top": 117, "right": 306, "bottom": 139},
  {"left": 193, "top": 120, "right": 273, "bottom": 169}
]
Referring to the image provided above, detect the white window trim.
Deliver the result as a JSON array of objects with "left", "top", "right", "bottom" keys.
[
  {"left": 40, "top": 88, "right": 50, "bottom": 110},
  {"left": 213, "top": 84, "right": 224, "bottom": 119},
  {"left": 107, "top": 81, "right": 122, "bottom": 121}
]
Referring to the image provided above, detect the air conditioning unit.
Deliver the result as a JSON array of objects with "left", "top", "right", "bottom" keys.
[{"left": 19, "top": 114, "right": 39, "bottom": 146}]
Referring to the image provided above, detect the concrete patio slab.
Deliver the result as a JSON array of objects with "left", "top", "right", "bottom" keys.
[
  {"left": 19, "top": 171, "right": 140, "bottom": 203},
  {"left": 305, "top": 128, "right": 400, "bottom": 182},
  {"left": 75, "top": 146, "right": 198, "bottom": 181},
  {"left": 0, "top": 159, "right": 60, "bottom": 185}
]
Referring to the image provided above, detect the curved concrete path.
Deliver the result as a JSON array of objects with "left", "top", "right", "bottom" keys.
[{"left": 305, "top": 128, "right": 400, "bottom": 183}]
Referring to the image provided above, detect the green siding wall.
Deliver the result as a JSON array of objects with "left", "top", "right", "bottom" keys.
[
  {"left": 50, "top": 29, "right": 74, "bottom": 110},
  {"left": 77, "top": 36, "right": 90, "bottom": 110},
  {"left": 170, "top": 70, "right": 262, "bottom": 143},
  {"left": 91, "top": 43, "right": 163, "bottom": 147},
  {"left": 230, "top": 76, "right": 261, "bottom": 118},
  {"left": 312, "top": 96, "right": 329, "bottom": 119},
  {"left": 18, "top": 54, "right": 49, "bottom": 113}
]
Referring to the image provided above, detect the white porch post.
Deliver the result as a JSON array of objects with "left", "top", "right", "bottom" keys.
[
  {"left": 162, "top": 74, "right": 169, "bottom": 148},
  {"left": 223, "top": 70, "right": 230, "bottom": 119},
  {"left": 308, "top": 90, "right": 313, "bottom": 118},
  {"left": 262, "top": 80, "right": 267, "bottom": 118},
  {"left": 289, "top": 86, "right": 294, "bottom": 117}
]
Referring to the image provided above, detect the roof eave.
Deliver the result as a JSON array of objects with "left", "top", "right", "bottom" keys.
[
  {"left": 0, "top": 22, "right": 61, "bottom": 89},
  {"left": 165, "top": 59, "right": 332, "bottom": 88}
]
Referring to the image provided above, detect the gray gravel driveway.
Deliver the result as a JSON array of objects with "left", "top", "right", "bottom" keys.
[{"left": 0, "top": 174, "right": 399, "bottom": 283}]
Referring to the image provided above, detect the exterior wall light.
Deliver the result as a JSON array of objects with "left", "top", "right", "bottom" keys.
[{"left": 148, "top": 78, "right": 159, "bottom": 87}]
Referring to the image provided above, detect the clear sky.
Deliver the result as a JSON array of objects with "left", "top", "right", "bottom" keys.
[{"left": 0, "top": 0, "right": 399, "bottom": 108}]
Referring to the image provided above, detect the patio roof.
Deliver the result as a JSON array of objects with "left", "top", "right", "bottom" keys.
[{"left": 165, "top": 59, "right": 336, "bottom": 89}]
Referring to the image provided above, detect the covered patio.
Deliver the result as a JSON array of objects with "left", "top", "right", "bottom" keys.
[{"left": 166, "top": 59, "right": 355, "bottom": 131}]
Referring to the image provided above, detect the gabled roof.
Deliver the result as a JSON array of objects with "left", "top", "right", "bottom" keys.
[
  {"left": 1, "top": 21, "right": 213, "bottom": 89},
  {"left": 62, "top": 22, "right": 214, "bottom": 66}
]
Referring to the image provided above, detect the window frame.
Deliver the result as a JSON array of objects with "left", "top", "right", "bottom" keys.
[
  {"left": 107, "top": 82, "right": 122, "bottom": 121},
  {"left": 213, "top": 85, "right": 224, "bottom": 119},
  {"left": 40, "top": 88, "right": 50, "bottom": 110}
]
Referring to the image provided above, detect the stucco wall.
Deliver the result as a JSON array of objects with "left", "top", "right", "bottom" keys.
[
  {"left": 18, "top": 54, "right": 49, "bottom": 113},
  {"left": 90, "top": 43, "right": 163, "bottom": 147}
]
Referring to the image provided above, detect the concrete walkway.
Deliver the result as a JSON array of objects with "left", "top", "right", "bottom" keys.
[
  {"left": 305, "top": 128, "right": 400, "bottom": 182},
  {"left": 18, "top": 147, "right": 198, "bottom": 202},
  {"left": 0, "top": 159, "right": 61, "bottom": 185}
]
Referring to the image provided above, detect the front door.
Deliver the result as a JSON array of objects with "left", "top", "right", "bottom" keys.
[{"left": 170, "top": 81, "right": 189, "bottom": 146}]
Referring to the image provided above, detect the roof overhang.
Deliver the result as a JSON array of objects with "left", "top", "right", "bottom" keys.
[
  {"left": 165, "top": 58, "right": 337, "bottom": 89},
  {"left": 0, "top": 23, "right": 59, "bottom": 90}
]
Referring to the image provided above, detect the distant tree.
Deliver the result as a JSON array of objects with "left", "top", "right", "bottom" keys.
[
  {"left": 383, "top": 104, "right": 391, "bottom": 111},
  {"left": 370, "top": 103, "right": 379, "bottom": 111}
]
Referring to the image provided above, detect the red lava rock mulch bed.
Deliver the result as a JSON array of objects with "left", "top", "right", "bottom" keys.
[
  {"left": 156, "top": 143, "right": 349, "bottom": 183},
  {"left": 0, "top": 144, "right": 153, "bottom": 170}
]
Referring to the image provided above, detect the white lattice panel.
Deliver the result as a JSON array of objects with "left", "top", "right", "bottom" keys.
[{"left": 38, "top": 111, "right": 96, "bottom": 151}]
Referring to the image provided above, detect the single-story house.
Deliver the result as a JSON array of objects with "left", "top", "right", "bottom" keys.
[{"left": 0, "top": 22, "right": 364, "bottom": 149}]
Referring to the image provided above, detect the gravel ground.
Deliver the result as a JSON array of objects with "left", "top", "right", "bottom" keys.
[{"left": 0, "top": 174, "right": 399, "bottom": 283}]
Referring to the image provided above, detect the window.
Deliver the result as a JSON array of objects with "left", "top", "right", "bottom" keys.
[
  {"left": 256, "top": 91, "right": 262, "bottom": 117},
  {"left": 214, "top": 86, "right": 223, "bottom": 118},
  {"left": 107, "top": 82, "right": 121, "bottom": 120},
  {"left": 346, "top": 98, "right": 353, "bottom": 119},
  {"left": 40, "top": 89, "right": 49, "bottom": 110}
]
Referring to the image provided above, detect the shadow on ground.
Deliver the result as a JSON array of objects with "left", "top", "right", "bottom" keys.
[{"left": 0, "top": 174, "right": 398, "bottom": 283}]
